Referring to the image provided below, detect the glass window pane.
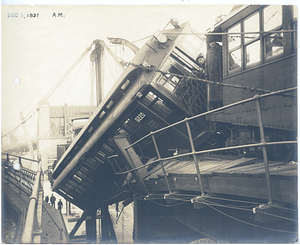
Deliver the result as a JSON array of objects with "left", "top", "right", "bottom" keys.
[
  {"left": 228, "top": 23, "right": 241, "bottom": 50},
  {"left": 265, "top": 32, "right": 284, "bottom": 58},
  {"left": 245, "top": 40, "right": 261, "bottom": 66},
  {"left": 229, "top": 49, "right": 241, "bottom": 70},
  {"left": 179, "top": 34, "right": 206, "bottom": 59},
  {"left": 244, "top": 12, "right": 260, "bottom": 44},
  {"left": 264, "top": 5, "right": 282, "bottom": 31}
]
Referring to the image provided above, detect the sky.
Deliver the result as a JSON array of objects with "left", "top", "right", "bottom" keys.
[{"left": 1, "top": 2, "right": 264, "bottom": 146}]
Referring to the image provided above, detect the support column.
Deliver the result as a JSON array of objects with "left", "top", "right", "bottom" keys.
[
  {"left": 101, "top": 205, "right": 117, "bottom": 243},
  {"left": 86, "top": 208, "right": 97, "bottom": 243}
]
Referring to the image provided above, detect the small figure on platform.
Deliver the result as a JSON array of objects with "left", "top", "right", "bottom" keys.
[
  {"left": 45, "top": 195, "right": 49, "bottom": 203},
  {"left": 50, "top": 194, "right": 56, "bottom": 208},
  {"left": 58, "top": 199, "right": 63, "bottom": 212},
  {"left": 195, "top": 53, "right": 206, "bottom": 79}
]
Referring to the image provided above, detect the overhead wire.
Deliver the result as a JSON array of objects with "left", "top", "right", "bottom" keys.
[
  {"left": 2, "top": 43, "right": 94, "bottom": 140},
  {"left": 62, "top": 51, "right": 89, "bottom": 105},
  {"left": 104, "top": 53, "right": 116, "bottom": 82}
]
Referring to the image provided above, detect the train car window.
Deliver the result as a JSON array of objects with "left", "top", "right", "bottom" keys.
[
  {"left": 78, "top": 185, "right": 86, "bottom": 192},
  {"left": 263, "top": 6, "right": 284, "bottom": 60},
  {"left": 229, "top": 49, "right": 242, "bottom": 70},
  {"left": 228, "top": 24, "right": 241, "bottom": 50},
  {"left": 121, "top": 79, "right": 131, "bottom": 91},
  {"left": 263, "top": 5, "right": 282, "bottom": 32},
  {"left": 65, "top": 183, "right": 74, "bottom": 190},
  {"left": 73, "top": 174, "right": 82, "bottom": 182},
  {"left": 244, "top": 12, "right": 260, "bottom": 44},
  {"left": 146, "top": 118, "right": 160, "bottom": 130},
  {"left": 264, "top": 32, "right": 284, "bottom": 58},
  {"left": 177, "top": 34, "right": 204, "bottom": 60},
  {"left": 159, "top": 65, "right": 184, "bottom": 92},
  {"left": 99, "top": 111, "right": 106, "bottom": 119},
  {"left": 124, "top": 118, "right": 139, "bottom": 133},
  {"left": 142, "top": 92, "right": 157, "bottom": 106},
  {"left": 76, "top": 170, "right": 87, "bottom": 179},
  {"left": 152, "top": 98, "right": 173, "bottom": 119},
  {"left": 225, "top": 5, "right": 294, "bottom": 74},
  {"left": 228, "top": 24, "right": 242, "bottom": 71},
  {"left": 245, "top": 40, "right": 261, "bottom": 66},
  {"left": 106, "top": 100, "right": 114, "bottom": 110}
]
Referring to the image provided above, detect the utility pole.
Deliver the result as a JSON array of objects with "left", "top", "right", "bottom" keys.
[
  {"left": 90, "top": 40, "right": 105, "bottom": 106},
  {"left": 20, "top": 112, "right": 35, "bottom": 159}
]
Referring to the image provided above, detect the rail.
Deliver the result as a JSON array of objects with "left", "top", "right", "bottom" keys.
[
  {"left": 2, "top": 152, "right": 38, "bottom": 193},
  {"left": 119, "top": 87, "right": 297, "bottom": 204},
  {"left": 1, "top": 152, "right": 44, "bottom": 243},
  {"left": 21, "top": 159, "right": 43, "bottom": 243}
]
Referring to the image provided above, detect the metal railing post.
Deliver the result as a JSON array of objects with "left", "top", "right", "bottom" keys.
[
  {"left": 112, "top": 157, "right": 135, "bottom": 193},
  {"left": 125, "top": 148, "right": 150, "bottom": 195},
  {"left": 151, "top": 133, "right": 172, "bottom": 193},
  {"left": 21, "top": 160, "right": 42, "bottom": 243},
  {"left": 255, "top": 95, "right": 273, "bottom": 204},
  {"left": 185, "top": 120, "right": 205, "bottom": 195}
]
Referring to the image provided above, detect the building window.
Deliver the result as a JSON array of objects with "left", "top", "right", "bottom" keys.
[{"left": 50, "top": 117, "right": 65, "bottom": 136}]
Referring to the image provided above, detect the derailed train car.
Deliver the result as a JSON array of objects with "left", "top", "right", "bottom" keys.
[
  {"left": 51, "top": 5, "right": 297, "bottom": 214},
  {"left": 51, "top": 19, "right": 210, "bottom": 208}
]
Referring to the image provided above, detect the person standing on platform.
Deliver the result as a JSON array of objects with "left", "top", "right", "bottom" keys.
[
  {"left": 50, "top": 194, "right": 56, "bottom": 208},
  {"left": 45, "top": 195, "right": 49, "bottom": 203},
  {"left": 195, "top": 53, "right": 206, "bottom": 79},
  {"left": 58, "top": 199, "right": 63, "bottom": 212},
  {"left": 205, "top": 35, "right": 223, "bottom": 110}
]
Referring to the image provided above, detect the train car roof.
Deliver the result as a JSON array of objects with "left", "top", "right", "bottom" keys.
[{"left": 211, "top": 5, "right": 263, "bottom": 32}]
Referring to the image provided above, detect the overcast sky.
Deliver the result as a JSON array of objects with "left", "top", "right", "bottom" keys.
[{"left": 1, "top": 4, "right": 242, "bottom": 144}]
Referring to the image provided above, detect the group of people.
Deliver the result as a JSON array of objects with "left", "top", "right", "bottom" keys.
[
  {"left": 194, "top": 35, "right": 223, "bottom": 110},
  {"left": 45, "top": 194, "right": 63, "bottom": 212}
]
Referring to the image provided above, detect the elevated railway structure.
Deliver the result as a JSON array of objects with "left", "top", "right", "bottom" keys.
[
  {"left": 2, "top": 5, "right": 297, "bottom": 243},
  {"left": 51, "top": 86, "right": 297, "bottom": 243},
  {"left": 50, "top": 6, "right": 297, "bottom": 243}
]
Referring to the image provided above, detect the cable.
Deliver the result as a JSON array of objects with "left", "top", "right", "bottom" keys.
[
  {"left": 204, "top": 201, "right": 297, "bottom": 234},
  {"left": 132, "top": 35, "right": 153, "bottom": 44},
  {"left": 62, "top": 52, "right": 89, "bottom": 105},
  {"left": 104, "top": 53, "right": 116, "bottom": 82},
  {"left": 148, "top": 199, "right": 186, "bottom": 207},
  {"left": 2, "top": 43, "right": 94, "bottom": 140}
]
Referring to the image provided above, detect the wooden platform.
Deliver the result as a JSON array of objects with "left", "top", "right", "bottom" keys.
[{"left": 138, "top": 154, "right": 297, "bottom": 204}]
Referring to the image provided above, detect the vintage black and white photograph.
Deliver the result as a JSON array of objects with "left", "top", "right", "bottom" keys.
[{"left": 1, "top": 2, "right": 298, "bottom": 243}]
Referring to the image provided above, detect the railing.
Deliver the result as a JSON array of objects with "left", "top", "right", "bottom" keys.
[
  {"left": 2, "top": 152, "right": 39, "bottom": 193},
  {"left": 117, "top": 87, "right": 297, "bottom": 204},
  {"left": 1, "top": 152, "right": 43, "bottom": 243},
  {"left": 21, "top": 160, "right": 43, "bottom": 243}
]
